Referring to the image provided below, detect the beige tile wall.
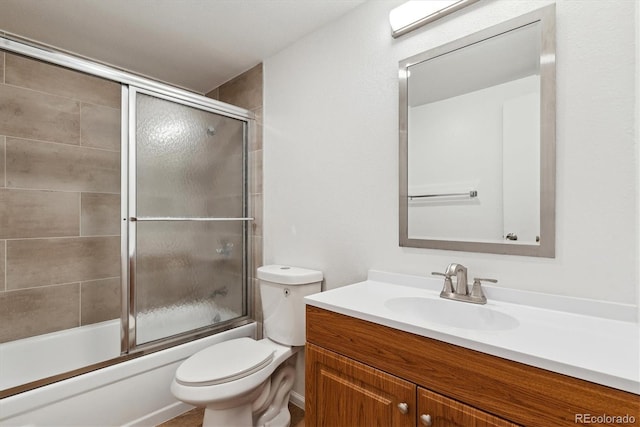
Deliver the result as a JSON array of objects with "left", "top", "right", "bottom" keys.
[
  {"left": 0, "top": 51, "right": 121, "bottom": 343},
  {"left": 206, "top": 64, "right": 264, "bottom": 331}
]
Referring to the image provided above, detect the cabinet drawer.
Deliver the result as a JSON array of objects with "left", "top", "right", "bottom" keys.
[{"left": 418, "top": 387, "right": 520, "bottom": 427}]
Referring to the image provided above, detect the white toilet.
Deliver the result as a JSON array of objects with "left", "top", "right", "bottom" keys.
[{"left": 171, "top": 265, "right": 323, "bottom": 427}]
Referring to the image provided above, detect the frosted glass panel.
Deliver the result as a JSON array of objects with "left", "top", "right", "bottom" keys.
[
  {"left": 136, "top": 93, "right": 245, "bottom": 218},
  {"left": 135, "top": 221, "right": 245, "bottom": 344},
  {"left": 134, "top": 93, "right": 247, "bottom": 345}
]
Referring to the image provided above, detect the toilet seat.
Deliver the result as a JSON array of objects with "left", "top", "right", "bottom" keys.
[{"left": 175, "top": 337, "right": 275, "bottom": 387}]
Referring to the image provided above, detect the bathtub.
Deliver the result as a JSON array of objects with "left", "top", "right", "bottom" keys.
[{"left": 0, "top": 319, "right": 256, "bottom": 426}]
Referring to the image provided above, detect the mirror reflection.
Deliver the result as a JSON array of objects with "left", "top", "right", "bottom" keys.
[
  {"left": 399, "top": 6, "right": 555, "bottom": 257},
  {"left": 408, "top": 23, "right": 540, "bottom": 243}
]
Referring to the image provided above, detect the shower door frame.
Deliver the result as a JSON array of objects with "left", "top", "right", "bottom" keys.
[
  {"left": 0, "top": 34, "right": 256, "bottom": 398},
  {"left": 124, "top": 86, "right": 255, "bottom": 353}
]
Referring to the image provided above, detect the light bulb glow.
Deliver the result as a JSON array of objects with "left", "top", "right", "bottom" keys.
[{"left": 389, "top": 0, "right": 478, "bottom": 38}]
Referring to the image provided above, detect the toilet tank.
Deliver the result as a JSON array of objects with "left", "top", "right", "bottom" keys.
[{"left": 257, "top": 265, "right": 323, "bottom": 346}]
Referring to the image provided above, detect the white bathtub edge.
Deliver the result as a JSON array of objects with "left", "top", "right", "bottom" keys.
[{"left": 0, "top": 323, "right": 256, "bottom": 426}]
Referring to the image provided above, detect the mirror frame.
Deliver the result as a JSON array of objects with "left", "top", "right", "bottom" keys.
[{"left": 399, "top": 4, "right": 556, "bottom": 257}]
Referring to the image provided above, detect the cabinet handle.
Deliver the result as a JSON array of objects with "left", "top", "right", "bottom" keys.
[
  {"left": 420, "top": 414, "right": 433, "bottom": 426},
  {"left": 397, "top": 402, "right": 409, "bottom": 414}
]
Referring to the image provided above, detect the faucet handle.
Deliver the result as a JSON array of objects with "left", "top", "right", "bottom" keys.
[
  {"left": 469, "top": 277, "right": 496, "bottom": 303},
  {"left": 473, "top": 277, "right": 497, "bottom": 284},
  {"left": 432, "top": 272, "right": 454, "bottom": 294}
]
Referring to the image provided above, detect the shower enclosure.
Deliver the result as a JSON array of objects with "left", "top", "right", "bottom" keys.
[
  {"left": 0, "top": 36, "right": 254, "bottom": 398},
  {"left": 128, "top": 89, "right": 251, "bottom": 347}
]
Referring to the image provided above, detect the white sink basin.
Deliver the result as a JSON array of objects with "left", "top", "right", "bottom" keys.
[{"left": 384, "top": 297, "right": 519, "bottom": 331}]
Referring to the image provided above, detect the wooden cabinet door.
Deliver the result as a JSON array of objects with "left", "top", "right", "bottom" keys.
[
  {"left": 418, "top": 387, "right": 520, "bottom": 427},
  {"left": 306, "top": 343, "right": 416, "bottom": 427}
]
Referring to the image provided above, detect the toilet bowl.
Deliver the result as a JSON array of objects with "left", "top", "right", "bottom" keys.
[
  {"left": 171, "top": 337, "right": 298, "bottom": 426},
  {"left": 170, "top": 265, "right": 323, "bottom": 427}
]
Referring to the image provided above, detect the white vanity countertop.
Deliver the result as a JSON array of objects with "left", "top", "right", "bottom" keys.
[{"left": 304, "top": 270, "right": 640, "bottom": 395}]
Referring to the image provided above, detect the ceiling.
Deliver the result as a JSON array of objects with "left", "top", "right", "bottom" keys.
[{"left": 0, "top": 0, "right": 365, "bottom": 94}]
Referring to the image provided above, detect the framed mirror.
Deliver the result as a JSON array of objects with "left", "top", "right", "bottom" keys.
[{"left": 399, "top": 5, "right": 556, "bottom": 257}]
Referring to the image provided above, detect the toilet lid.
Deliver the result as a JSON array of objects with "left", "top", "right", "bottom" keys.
[{"left": 175, "top": 337, "right": 275, "bottom": 386}]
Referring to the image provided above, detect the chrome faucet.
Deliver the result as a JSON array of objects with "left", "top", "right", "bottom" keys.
[
  {"left": 446, "top": 263, "right": 468, "bottom": 295},
  {"left": 432, "top": 263, "right": 496, "bottom": 305}
]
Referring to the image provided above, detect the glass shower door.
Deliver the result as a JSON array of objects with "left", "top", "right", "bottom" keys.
[{"left": 131, "top": 90, "right": 248, "bottom": 346}]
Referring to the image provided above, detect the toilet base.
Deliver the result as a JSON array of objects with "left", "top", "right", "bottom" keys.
[
  {"left": 200, "top": 402, "right": 292, "bottom": 427},
  {"left": 203, "top": 402, "right": 253, "bottom": 427},
  {"left": 260, "top": 405, "right": 291, "bottom": 427},
  {"left": 253, "top": 361, "right": 296, "bottom": 427},
  {"left": 197, "top": 358, "right": 297, "bottom": 427}
]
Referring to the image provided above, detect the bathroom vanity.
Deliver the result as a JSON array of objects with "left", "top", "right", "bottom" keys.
[{"left": 304, "top": 271, "right": 640, "bottom": 426}]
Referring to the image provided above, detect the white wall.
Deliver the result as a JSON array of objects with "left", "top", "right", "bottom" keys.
[{"left": 263, "top": 1, "right": 637, "bottom": 302}]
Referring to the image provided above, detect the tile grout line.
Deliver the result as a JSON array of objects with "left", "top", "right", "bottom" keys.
[
  {"left": 5, "top": 278, "right": 117, "bottom": 294},
  {"left": 79, "top": 101, "right": 82, "bottom": 147},
  {"left": 3, "top": 186, "right": 121, "bottom": 195},
  {"left": 18, "top": 281, "right": 79, "bottom": 292},
  {"left": 1, "top": 132, "right": 3, "bottom": 293},
  {"left": 79, "top": 191, "right": 83, "bottom": 237},
  {"left": 3, "top": 234, "right": 120, "bottom": 241},
  {"left": 5, "top": 134, "right": 121, "bottom": 153},
  {"left": 2, "top": 80, "right": 119, "bottom": 110},
  {"left": 78, "top": 281, "right": 82, "bottom": 326}
]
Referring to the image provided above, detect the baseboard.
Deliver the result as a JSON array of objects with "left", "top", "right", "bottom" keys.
[
  {"left": 124, "top": 401, "right": 194, "bottom": 426},
  {"left": 289, "top": 390, "right": 305, "bottom": 410}
]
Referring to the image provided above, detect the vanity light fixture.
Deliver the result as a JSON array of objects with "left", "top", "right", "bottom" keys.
[{"left": 389, "top": 0, "right": 480, "bottom": 38}]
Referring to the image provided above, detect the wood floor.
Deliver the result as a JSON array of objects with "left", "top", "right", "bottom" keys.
[{"left": 158, "top": 402, "right": 305, "bottom": 427}]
